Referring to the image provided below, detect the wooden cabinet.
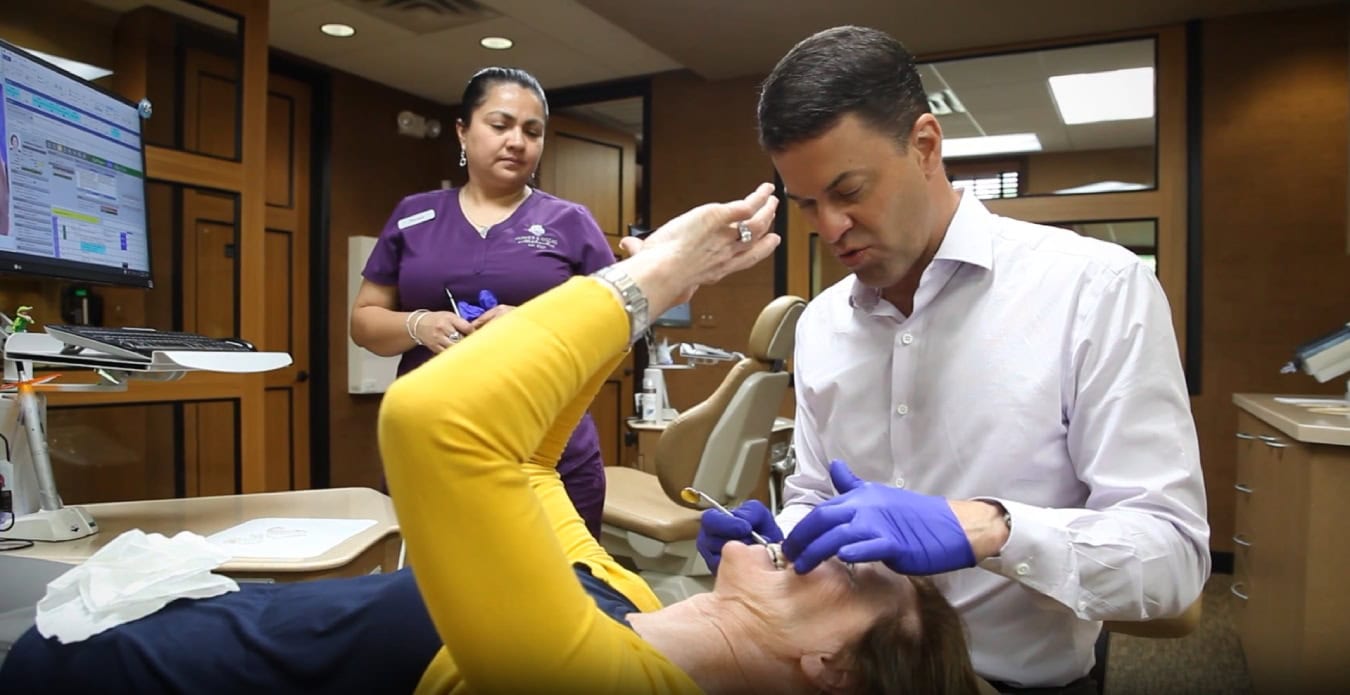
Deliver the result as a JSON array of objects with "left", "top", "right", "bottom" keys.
[{"left": 1232, "top": 395, "right": 1350, "bottom": 692}]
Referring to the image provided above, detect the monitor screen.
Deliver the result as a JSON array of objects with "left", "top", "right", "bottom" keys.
[
  {"left": 653, "top": 301, "right": 692, "bottom": 328},
  {"left": 0, "top": 40, "right": 152, "bottom": 288}
]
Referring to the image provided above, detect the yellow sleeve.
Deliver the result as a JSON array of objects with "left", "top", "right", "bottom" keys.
[
  {"left": 519, "top": 346, "right": 663, "bottom": 613},
  {"left": 380, "top": 276, "right": 692, "bottom": 692}
]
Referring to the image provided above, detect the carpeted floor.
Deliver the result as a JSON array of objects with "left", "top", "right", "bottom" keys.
[{"left": 1104, "top": 573, "right": 1251, "bottom": 694}]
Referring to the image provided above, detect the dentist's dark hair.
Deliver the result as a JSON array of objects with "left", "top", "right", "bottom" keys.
[
  {"left": 459, "top": 67, "right": 549, "bottom": 124},
  {"left": 758, "top": 25, "right": 929, "bottom": 152}
]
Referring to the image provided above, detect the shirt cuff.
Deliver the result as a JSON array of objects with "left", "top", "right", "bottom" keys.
[{"left": 974, "top": 497, "right": 1073, "bottom": 599}]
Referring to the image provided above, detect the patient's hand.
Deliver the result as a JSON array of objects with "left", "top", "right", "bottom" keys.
[{"left": 614, "top": 183, "right": 779, "bottom": 315}]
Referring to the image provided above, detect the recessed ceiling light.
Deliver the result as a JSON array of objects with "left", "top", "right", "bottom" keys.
[
  {"left": 1048, "top": 67, "right": 1154, "bottom": 125},
  {"left": 943, "top": 133, "right": 1042, "bottom": 159},
  {"left": 480, "top": 36, "right": 513, "bottom": 50},
  {"left": 321, "top": 23, "right": 356, "bottom": 38}
]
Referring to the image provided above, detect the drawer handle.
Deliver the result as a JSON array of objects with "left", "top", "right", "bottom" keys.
[
  {"left": 1234, "top": 483, "right": 1253, "bottom": 494},
  {"left": 1263, "top": 440, "right": 1289, "bottom": 449},
  {"left": 1231, "top": 582, "right": 1249, "bottom": 601},
  {"left": 1235, "top": 432, "right": 1257, "bottom": 440},
  {"left": 1256, "top": 434, "right": 1280, "bottom": 442},
  {"left": 1232, "top": 533, "right": 1252, "bottom": 547}
]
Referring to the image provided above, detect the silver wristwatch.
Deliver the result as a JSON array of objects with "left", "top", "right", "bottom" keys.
[{"left": 592, "top": 266, "right": 649, "bottom": 344}]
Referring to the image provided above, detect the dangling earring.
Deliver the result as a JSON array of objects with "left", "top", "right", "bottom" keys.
[{"left": 459, "top": 149, "right": 467, "bottom": 167}]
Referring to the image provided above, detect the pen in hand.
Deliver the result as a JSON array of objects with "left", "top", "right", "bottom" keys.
[{"left": 444, "top": 289, "right": 462, "bottom": 318}]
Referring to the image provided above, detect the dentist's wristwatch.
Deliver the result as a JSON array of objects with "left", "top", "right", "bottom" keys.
[{"left": 592, "top": 266, "right": 649, "bottom": 345}]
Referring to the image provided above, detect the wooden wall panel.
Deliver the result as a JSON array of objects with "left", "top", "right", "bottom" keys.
[
  {"left": 264, "top": 387, "right": 292, "bottom": 491},
  {"left": 649, "top": 72, "right": 778, "bottom": 411},
  {"left": 593, "top": 380, "right": 622, "bottom": 469},
  {"left": 183, "top": 48, "right": 241, "bottom": 160},
  {"left": 47, "top": 403, "right": 175, "bottom": 504},
  {"left": 188, "top": 400, "right": 237, "bottom": 496},
  {"left": 0, "top": 0, "right": 116, "bottom": 73},
  {"left": 326, "top": 71, "right": 457, "bottom": 489},
  {"left": 1194, "top": 5, "right": 1350, "bottom": 552},
  {"left": 551, "top": 135, "right": 622, "bottom": 234},
  {"left": 266, "top": 91, "right": 296, "bottom": 209},
  {"left": 538, "top": 112, "right": 637, "bottom": 248}
]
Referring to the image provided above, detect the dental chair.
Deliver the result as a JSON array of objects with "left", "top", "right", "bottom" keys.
[
  {"left": 1086, "top": 597, "right": 1204, "bottom": 693},
  {"left": 601, "top": 295, "right": 806, "bottom": 605}
]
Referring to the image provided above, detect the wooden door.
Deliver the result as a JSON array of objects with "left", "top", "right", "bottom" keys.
[
  {"left": 537, "top": 114, "right": 637, "bottom": 469},
  {"left": 260, "top": 73, "right": 313, "bottom": 491}
]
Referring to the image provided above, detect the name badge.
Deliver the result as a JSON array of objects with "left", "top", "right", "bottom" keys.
[{"left": 397, "top": 209, "right": 436, "bottom": 229}]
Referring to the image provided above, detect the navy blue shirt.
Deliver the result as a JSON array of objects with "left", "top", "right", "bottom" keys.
[{"left": 1, "top": 566, "right": 639, "bottom": 694}]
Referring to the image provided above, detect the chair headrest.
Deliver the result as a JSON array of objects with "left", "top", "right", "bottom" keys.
[{"left": 748, "top": 295, "right": 806, "bottom": 362}]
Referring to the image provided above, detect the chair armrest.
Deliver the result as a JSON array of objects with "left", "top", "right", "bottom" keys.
[{"left": 1103, "top": 596, "right": 1203, "bottom": 638}]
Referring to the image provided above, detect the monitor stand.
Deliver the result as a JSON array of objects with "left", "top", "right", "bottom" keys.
[{"left": 0, "top": 330, "right": 292, "bottom": 542}]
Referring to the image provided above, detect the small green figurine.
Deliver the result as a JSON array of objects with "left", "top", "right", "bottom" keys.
[{"left": 11, "top": 306, "right": 34, "bottom": 333}]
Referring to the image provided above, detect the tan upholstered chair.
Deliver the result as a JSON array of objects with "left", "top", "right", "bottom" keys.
[
  {"left": 601, "top": 295, "right": 806, "bottom": 604},
  {"left": 1104, "top": 596, "right": 1203, "bottom": 638}
]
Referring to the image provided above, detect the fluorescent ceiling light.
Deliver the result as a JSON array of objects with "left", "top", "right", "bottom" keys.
[
  {"left": 321, "top": 23, "right": 356, "bottom": 38},
  {"left": 22, "top": 47, "right": 112, "bottom": 81},
  {"left": 480, "top": 36, "right": 513, "bottom": 50},
  {"left": 1048, "top": 67, "right": 1154, "bottom": 124},
  {"left": 1054, "top": 180, "right": 1150, "bottom": 194},
  {"left": 943, "top": 133, "right": 1042, "bottom": 159}
]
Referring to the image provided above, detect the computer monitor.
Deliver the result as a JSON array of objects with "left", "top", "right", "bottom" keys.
[
  {"left": 653, "top": 301, "right": 692, "bottom": 328},
  {"left": 0, "top": 40, "right": 152, "bottom": 288}
]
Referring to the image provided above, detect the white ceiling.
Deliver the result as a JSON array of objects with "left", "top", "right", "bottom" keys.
[
  {"left": 925, "top": 39, "right": 1157, "bottom": 153},
  {"left": 77, "top": 0, "right": 1337, "bottom": 154}
]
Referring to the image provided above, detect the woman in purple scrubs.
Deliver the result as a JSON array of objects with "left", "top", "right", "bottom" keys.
[{"left": 351, "top": 67, "right": 616, "bottom": 538}]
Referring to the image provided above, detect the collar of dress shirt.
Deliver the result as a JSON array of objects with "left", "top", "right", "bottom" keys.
[{"left": 846, "top": 189, "right": 995, "bottom": 312}]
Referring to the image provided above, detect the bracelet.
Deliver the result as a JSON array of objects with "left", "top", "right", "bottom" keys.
[
  {"left": 410, "top": 311, "right": 433, "bottom": 346},
  {"left": 405, "top": 309, "right": 430, "bottom": 346},
  {"left": 590, "top": 266, "right": 650, "bottom": 345}
]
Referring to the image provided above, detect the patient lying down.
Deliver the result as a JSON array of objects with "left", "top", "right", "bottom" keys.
[
  {"left": 0, "top": 184, "right": 981, "bottom": 694},
  {"left": 0, "top": 542, "right": 976, "bottom": 693}
]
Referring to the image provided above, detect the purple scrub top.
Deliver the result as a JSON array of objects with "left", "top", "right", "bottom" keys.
[
  {"left": 364, "top": 187, "right": 615, "bottom": 375},
  {"left": 364, "top": 187, "right": 617, "bottom": 536}
]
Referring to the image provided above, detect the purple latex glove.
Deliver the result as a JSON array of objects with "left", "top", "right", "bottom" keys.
[
  {"left": 477, "top": 289, "right": 498, "bottom": 310},
  {"left": 783, "top": 460, "right": 976, "bottom": 576},
  {"left": 695, "top": 499, "right": 784, "bottom": 574}
]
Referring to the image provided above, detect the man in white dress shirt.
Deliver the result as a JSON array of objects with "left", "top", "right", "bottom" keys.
[{"left": 698, "top": 26, "right": 1210, "bottom": 693}]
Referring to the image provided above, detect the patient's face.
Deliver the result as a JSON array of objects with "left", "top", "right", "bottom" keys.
[{"left": 715, "top": 541, "right": 918, "bottom": 652}]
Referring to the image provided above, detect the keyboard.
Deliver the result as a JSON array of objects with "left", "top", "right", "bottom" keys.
[{"left": 44, "top": 324, "right": 256, "bottom": 361}]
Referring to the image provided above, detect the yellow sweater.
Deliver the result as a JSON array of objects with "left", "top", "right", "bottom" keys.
[{"left": 379, "top": 276, "right": 702, "bottom": 695}]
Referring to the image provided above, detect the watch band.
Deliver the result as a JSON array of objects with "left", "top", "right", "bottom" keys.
[{"left": 591, "top": 266, "right": 649, "bottom": 344}]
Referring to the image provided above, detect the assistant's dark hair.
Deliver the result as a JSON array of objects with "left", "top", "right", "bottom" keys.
[
  {"left": 849, "top": 576, "right": 982, "bottom": 694},
  {"left": 459, "top": 67, "right": 549, "bottom": 124},
  {"left": 758, "top": 26, "right": 929, "bottom": 152}
]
